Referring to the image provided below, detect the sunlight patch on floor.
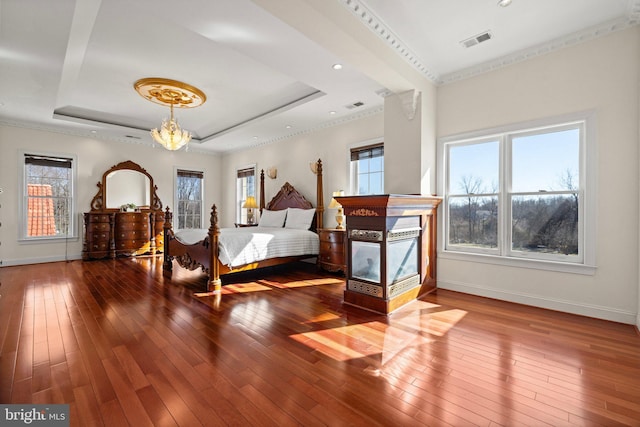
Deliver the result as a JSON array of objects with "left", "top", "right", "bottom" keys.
[
  {"left": 220, "top": 282, "right": 273, "bottom": 294},
  {"left": 290, "top": 308, "right": 468, "bottom": 365},
  {"left": 260, "top": 277, "right": 343, "bottom": 289}
]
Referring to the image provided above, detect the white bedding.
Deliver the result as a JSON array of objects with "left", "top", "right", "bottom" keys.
[{"left": 173, "top": 227, "right": 319, "bottom": 268}]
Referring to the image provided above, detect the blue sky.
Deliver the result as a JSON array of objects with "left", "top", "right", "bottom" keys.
[{"left": 449, "top": 128, "right": 579, "bottom": 194}]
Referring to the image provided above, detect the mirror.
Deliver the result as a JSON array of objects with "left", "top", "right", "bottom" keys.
[
  {"left": 89, "top": 160, "right": 162, "bottom": 212},
  {"left": 106, "top": 170, "right": 150, "bottom": 209}
]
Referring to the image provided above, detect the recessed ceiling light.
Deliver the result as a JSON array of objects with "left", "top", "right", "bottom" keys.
[
  {"left": 252, "top": 136, "right": 258, "bottom": 139},
  {"left": 497, "top": 0, "right": 512, "bottom": 7},
  {"left": 332, "top": 64, "right": 343, "bottom": 70},
  {"left": 285, "top": 125, "right": 292, "bottom": 129},
  {"left": 329, "top": 111, "right": 336, "bottom": 115}
]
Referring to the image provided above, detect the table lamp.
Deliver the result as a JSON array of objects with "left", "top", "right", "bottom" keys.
[
  {"left": 328, "top": 190, "right": 345, "bottom": 229},
  {"left": 243, "top": 196, "right": 258, "bottom": 224}
]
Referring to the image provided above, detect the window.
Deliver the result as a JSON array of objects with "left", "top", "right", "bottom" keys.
[
  {"left": 236, "top": 165, "right": 256, "bottom": 223},
  {"left": 176, "top": 169, "right": 203, "bottom": 229},
  {"left": 350, "top": 143, "right": 384, "bottom": 195},
  {"left": 21, "top": 153, "right": 76, "bottom": 240},
  {"left": 440, "top": 114, "right": 595, "bottom": 270}
]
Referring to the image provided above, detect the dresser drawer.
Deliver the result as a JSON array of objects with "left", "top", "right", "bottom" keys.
[
  {"left": 320, "top": 250, "right": 344, "bottom": 265},
  {"left": 88, "top": 231, "right": 110, "bottom": 242},
  {"left": 116, "top": 239, "right": 149, "bottom": 250},
  {"left": 319, "top": 229, "right": 345, "bottom": 244},
  {"left": 86, "top": 213, "right": 111, "bottom": 223},
  {"left": 116, "top": 212, "right": 149, "bottom": 224},
  {"left": 116, "top": 229, "right": 150, "bottom": 240},
  {"left": 317, "top": 229, "right": 346, "bottom": 273},
  {"left": 88, "top": 222, "right": 110, "bottom": 233},
  {"left": 320, "top": 241, "right": 344, "bottom": 255},
  {"left": 115, "top": 221, "right": 149, "bottom": 232},
  {"left": 91, "top": 241, "right": 111, "bottom": 251}
]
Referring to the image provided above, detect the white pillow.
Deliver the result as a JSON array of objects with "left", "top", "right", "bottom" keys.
[
  {"left": 257, "top": 209, "right": 287, "bottom": 228},
  {"left": 284, "top": 208, "right": 315, "bottom": 230}
]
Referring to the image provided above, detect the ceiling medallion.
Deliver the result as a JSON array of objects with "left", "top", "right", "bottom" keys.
[{"left": 134, "top": 78, "right": 206, "bottom": 151}]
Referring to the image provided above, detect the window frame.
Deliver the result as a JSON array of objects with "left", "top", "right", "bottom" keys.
[
  {"left": 349, "top": 140, "right": 384, "bottom": 195},
  {"left": 19, "top": 150, "right": 78, "bottom": 242},
  {"left": 236, "top": 164, "right": 256, "bottom": 223},
  {"left": 174, "top": 167, "right": 204, "bottom": 230},
  {"left": 437, "top": 112, "right": 596, "bottom": 275}
]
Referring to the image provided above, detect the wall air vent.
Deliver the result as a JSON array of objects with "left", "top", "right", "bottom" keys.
[
  {"left": 345, "top": 101, "right": 365, "bottom": 110},
  {"left": 461, "top": 31, "right": 492, "bottom": 48}
]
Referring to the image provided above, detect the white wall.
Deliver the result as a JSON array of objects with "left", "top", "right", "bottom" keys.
[
  {"left": 219, "top": 112, "right": 384, "bottom": 228},
  {"left": 437, "top": 27, "right": 640, "bottom": 324},
  {"left": 0, "top": 126, "right": 221, "bottom": 265}
]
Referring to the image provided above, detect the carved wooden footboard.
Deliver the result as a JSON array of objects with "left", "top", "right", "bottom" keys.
[{"left": 163, "top": 159, "right": 324, "bottom": 293}]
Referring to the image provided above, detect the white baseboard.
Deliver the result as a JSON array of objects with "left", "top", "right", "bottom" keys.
[
  {"left": 437, "top": 279, "right": 637, "bottom": 325},
  {"left": 0, "top": 253, "right": 82, "bottom": 267}
]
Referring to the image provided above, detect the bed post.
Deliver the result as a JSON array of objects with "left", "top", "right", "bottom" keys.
[
  {"left": 208, "top": 205, "right": 222, "bottom": 294},
  {"left": 163, "top": 206, "right": 173, "bottom": 273},
  {"left": 259, "top": 169, "right": 265, "bottom": 214},
  {"left": 316, "top": 159, "right": 324, "bottom": 230}
]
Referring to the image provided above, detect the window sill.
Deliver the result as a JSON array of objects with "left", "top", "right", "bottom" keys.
[
  {"left": 439, "top": 250, "right": 596, "bottom": 276},
  {"left": 19, "top": 236, "right": 79, "bottom": 244}
]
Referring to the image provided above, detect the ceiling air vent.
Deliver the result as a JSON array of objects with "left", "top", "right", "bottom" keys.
[
  {"left": 461, "top": 31, "right": 492, "bottom": 48},
  {"left": 345, "top": 101, "right": 365, "bottom": 110}
]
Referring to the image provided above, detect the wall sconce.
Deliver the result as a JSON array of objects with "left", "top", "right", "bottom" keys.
[
  {"left": 328, "top": 190, "right": 345, "bottom": 229},
  {"left": 309, "top": 158, "right": 322, "bottom": 175},
  {"left": 242, "top": 196, "right": 258, "bottom": 224},
  {"left": 266, "top": 167, "right": 277, "bottom": 179}
]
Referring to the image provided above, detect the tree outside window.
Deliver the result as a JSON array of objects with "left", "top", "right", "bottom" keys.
[
  {"left": 176, "top": 169, "right": 203, "bottom": 229},
  {"left": 445, "top": 123, "right": 583, "bottom": 263},
  {"left": 23, "top": 154, "right": 74, "bottom": 239}
]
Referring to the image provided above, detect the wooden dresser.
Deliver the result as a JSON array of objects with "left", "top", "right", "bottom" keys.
[
  {"left": 318, "top": 228, "right": 346, "bottom": 273},
  {"left": 83, "top": 160, "right": 165, "bottom": 260},
  {"left": 83, "top": 213, "right": 114, "bottom": 259}
]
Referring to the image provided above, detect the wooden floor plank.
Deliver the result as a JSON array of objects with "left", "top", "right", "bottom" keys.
[{"left": 1, "top": 258, "right": 639, "bottom": 427}]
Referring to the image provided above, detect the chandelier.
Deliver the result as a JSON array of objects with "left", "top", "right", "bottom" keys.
[{"left": 134, "top": 78, "right": 206, "bottom": 151}]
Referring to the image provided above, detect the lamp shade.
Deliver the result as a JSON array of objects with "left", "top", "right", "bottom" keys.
[
  {"left": 328, "top": 190, "right": 344, "bottom": 208},
  {"left": 328, "top": 198, "right": 341, "bottom": 209},
  {"left": 243, "top": 196, "right": 258, "bottom": 209}
]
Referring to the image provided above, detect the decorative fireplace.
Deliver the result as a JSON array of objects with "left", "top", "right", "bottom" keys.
[{"left": 336, "top": 194, "right": 441, "bottom": 314}]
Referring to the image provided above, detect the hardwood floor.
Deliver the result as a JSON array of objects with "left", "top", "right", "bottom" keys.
[{"left": 1, "top": 257, "right": 639, "bottom": 426}]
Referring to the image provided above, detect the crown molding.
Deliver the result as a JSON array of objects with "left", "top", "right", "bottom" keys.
[
  {"left": 441, "top": 16, "right": 639, "bottom": 84},
  {"left": 341, "top": 0, "right": 640, "bottom": 86},
  {"left": 340, "top": 0, "right": 441, "bottom": 84}
]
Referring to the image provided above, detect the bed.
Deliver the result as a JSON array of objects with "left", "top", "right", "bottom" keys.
[{"left": 162, "top": 159, "right": 325, "bottom": 293}]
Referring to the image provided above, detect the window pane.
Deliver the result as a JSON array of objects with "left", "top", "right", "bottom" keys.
[
  {"left": 177, "top": 170, "right": 203, "bottom": 229},
  {"left": 236, "top": 167, "right": 255, "bottom": 223},
  {"left": 26, "top": 161, "right": 72, "bottom": 237},
  {"left": 448, "top": 195, "right": 498, "bottom": 249},
  {"left": 370, "top": 156, "right": 383, "bottom": 172},
  {"left": 512, "top": 194, "right": 578, "bottom": 256},
  {"left": 358, "top": 158, "right": 370, "bottom": 173},
  {"left": 512, "top": 128, "right": 579, "bottom": 192},
  {"left": 449, "top": 141, "right": 499, "bottom": 195},
  {"left": 370, "top": 172, "right": 383, "bottom": 194}
]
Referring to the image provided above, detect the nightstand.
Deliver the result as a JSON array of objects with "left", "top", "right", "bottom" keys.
[
  {"left": 318, "top": 228, "right": 346, "bottom": 273},
  {"left": 235, "top": 223, "right": 258, "bottom": 228}
]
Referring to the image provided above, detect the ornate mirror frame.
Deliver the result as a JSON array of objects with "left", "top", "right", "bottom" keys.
[{"left": 89, "top": 160, "right": 162, "bottom": 212}]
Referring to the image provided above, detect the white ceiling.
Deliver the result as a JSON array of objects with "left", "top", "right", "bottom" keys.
[{"left": 0, "top": 0, "right": 638, "bottom": 153}]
